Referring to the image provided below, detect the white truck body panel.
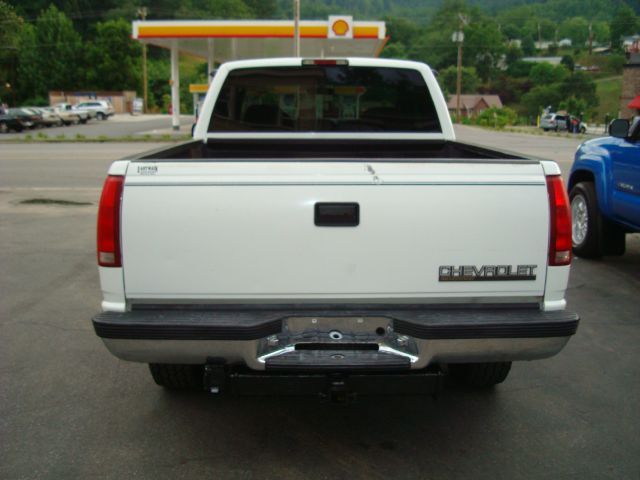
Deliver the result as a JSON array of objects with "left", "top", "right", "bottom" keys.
[{"left": 121, "top": 161, "right": 549, "bottom": 301}]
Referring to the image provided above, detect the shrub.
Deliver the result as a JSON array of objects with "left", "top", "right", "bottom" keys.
[{"left": 475, "top": 107, "right": 517, "bottom": 129}]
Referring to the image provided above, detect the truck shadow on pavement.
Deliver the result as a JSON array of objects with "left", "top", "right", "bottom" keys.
[{"left": 140, "top": 386, "right": 507, "bottom": 477}]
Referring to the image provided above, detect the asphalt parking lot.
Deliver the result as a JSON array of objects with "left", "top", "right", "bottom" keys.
[{"left": 1, "top": 127, "right": 639, "bottom": 479}]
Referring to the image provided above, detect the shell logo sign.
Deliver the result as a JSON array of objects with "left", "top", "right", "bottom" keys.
[{"left": 328, "top": 16, "right": 353, "bottom": 39}]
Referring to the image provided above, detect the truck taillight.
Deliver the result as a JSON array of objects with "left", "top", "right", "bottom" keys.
[
  {"left": 97, "top": 175, "right": 124, "bottom": 267},
  {"left": 546, "top": 175, "right": 572, "bottom": 266}
]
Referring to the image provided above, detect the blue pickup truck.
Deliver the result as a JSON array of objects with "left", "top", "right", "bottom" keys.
[{"left": 568, "top": 118, "right": 640, "bottom": 257}]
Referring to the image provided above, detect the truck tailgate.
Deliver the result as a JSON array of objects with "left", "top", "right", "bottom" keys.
[{"left": 121, "top": 161, "right": 549, "bottom": 302}]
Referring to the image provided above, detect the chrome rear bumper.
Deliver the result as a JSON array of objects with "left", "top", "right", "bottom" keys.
[{"left": 93, "top": 304, "right": 579, "bottom": 370}]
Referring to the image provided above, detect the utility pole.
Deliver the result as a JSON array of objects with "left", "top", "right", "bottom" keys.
[
  {"left": 588, "top": 22, "right": 593, "bottom": 55},
  {"left": 453, "top": 13, "right": 468, "bottom": 121},
  {"left": 293, "top": 0, "right": 300, "bottom": 57},
  {"left": 138, "top": 7, "right": 148, "bottom": 114},
  {"left": 537, "top": 22, "right": 541, "bottom": 45},
  {"left": 456, "top": 37, "right": 463, "bottom": 120}
]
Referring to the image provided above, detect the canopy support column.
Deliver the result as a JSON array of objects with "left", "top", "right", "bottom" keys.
[
  {"left": 207, "top": 39, "right": 215, "bottom": 84},
  {"left": 170, "top": 41, "right": 180, "bottom": 131}
]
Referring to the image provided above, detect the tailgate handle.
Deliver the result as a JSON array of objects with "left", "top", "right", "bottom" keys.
[{"left": 315, "top": 203, "right": 359, "bottom": 227}]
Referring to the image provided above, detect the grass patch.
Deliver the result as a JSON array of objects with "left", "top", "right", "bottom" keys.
[
  {"left": 595, "top": 76, "right": 623, "bottom": 122},
  {"left": 20, "top": 198, "right": 92, "bottom": 206}
]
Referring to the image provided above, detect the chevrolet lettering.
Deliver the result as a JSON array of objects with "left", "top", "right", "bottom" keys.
[{"left": 439, "top": 265, "right": 538, "bottom": 281}]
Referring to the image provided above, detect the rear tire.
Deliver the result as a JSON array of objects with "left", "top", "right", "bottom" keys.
[
  {"left": 448, "top": 362, "right": 512, "bottom": 388},
  {"left": 149, "top": 364, "right": 203, "bottom": 390}
]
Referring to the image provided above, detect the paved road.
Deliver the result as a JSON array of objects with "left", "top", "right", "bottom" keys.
[{"left": 1, "top": 131, "right": 638, "bottom": 479}]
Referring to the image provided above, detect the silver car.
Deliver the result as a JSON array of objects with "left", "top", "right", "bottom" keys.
[
  {"left": 74, "top": 100, "right": 114, "bottom": 120},
  {"left": 541, "top": 113, "right": 569, "bottom": 132}
]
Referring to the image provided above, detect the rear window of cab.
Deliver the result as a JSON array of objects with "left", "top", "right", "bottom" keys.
[{"left": 208, "top": 66, "right": 441, "bottom": 133}]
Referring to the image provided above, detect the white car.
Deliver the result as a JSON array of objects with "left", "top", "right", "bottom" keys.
[
  {"left": 74, "top": 100, "right": 114, "bottom": 120},
  {"left": 54, "top": 103, "right": 90, "bottom": 123}
]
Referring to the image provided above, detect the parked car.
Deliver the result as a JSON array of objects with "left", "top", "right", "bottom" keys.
[
  {"left": 52, "top": 104, "right": 82, "bottom": 125},
  {"left": 51, "top": 105, "right": 81, "bottom": 125},
  {"left": 541, "top": 113, "right": 569, "bottom": 131},
  {"left": 75, "top": 100, "right": 114, "bottom": 120},
  {"left": 0, "top": 110, "right": 29, "bottom": 132},
  {"left": 8, "top": 108, "right": 42, "bottom": 129},
  {"left": 568, "top": 118, "right": 640, "bottom": 257},
  {"left": 30, "top": 107, "right": 64, "bottom": 127},
  {"left": 54, "top": 103, "right": 91, "bottom": 124}
]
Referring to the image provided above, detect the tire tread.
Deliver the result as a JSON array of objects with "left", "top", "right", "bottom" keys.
[
  {"left": 449, "top": 362, "right": 512, "bottom": 388},
  {"left": 148, "top": 363, "right": 203, "bottom": 389}
]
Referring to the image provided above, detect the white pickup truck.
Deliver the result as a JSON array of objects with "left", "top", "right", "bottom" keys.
[{"left": 93, "top": 58, "right": 578, "bottom": 398}]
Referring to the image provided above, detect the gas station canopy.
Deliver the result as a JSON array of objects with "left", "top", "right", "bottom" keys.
[
  {"left": 132, "top": 18, "right": 387, "bottom": 61},
  {"left": 131, "top": 17, "right": 388, "bottom": 129}
]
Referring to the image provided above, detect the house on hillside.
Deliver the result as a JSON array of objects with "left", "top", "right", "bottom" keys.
[
  {"left": 623, "top": 35, "right": 640, "bottom": 54},
  {"left": 447, "top": 95, "right": 503, "bottom": 118}
]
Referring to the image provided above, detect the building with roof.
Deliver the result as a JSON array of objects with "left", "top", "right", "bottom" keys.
[
  {"left": 132, "top": 17, "right": 387, "bottom": 129},
  {"left": 446, "top": 95, "right": 503, "bottom": 118}
]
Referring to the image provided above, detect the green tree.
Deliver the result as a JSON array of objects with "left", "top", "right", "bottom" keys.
[
  {"left": 244, "top": 0, "right": 277, "bottom": 18},
  {"left": 559, "top": 17, "right": 589, "bottom": 46},
  {"left": 438, "top": 66, "right": 481, "bottom": 95},
  {"left": 591, "top": 21, "right": 610, "bottom": 44},
  {"left": 384, "top": 16, "right": 420, "bottom": 46},
  {"left": 411, "top": 0, "right": 480, "bottom": 68},
  {"left": 529, "top": 63, "right": 569, "bottom": 86},
  {"left": 507, "top": 60, "right": 534, "bottom": 78},
  {"left": 464, "top": 20, "right": 506, "bottom": 82},
  {"left": 559, "top": 71, "right": 598, "bottom": 110},
  {"left": 85, "top": 19, "right": 141, "bottom": 91},
  {"left": 610, "top": 4, "right": 639, "bottom": 50},
  {"left": 561, "top": 55, "right": 575, "bottom": 72},
  {"left": 521, "top": 84, "right": 563, "bottom": 115},
  {"left": 0, "top": 1, "right": 23, "bottom": 105},
  {"left": 380, "top": 42, "right": 409, "bottom": 59},
  {"left": 16, "top": 5, "right": 82, "bottom": 102},
  {"left": 559, "top": 96, "right": 588, "bottom": 117},
  {"left": 147, "top": 58, "right": 170, "bottom": 112},
  {"left": 522, "top": 18, "right": 557, "bottom": 41},
  {"left": 521, "top": 35, "right": 536, "bottom": 56},
  {"left": 176, "top": 0, "right": 253, "bottom": 19},
  {"left": 505, "top": 44, "right": 523, "bottom": 66}
]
